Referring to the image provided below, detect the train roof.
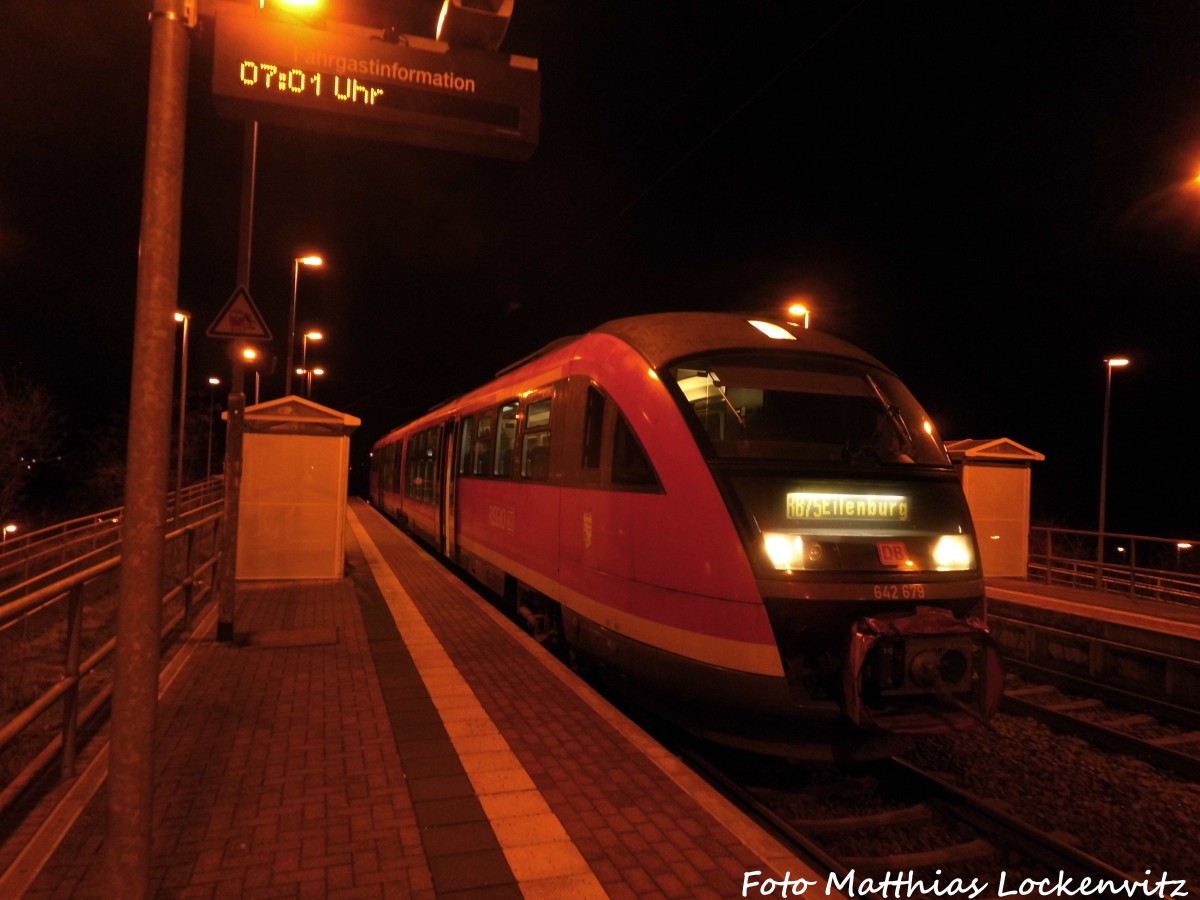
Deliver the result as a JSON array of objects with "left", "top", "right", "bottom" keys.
[{"left": 589, "top": 312, "right": 893, "bottom": 372}]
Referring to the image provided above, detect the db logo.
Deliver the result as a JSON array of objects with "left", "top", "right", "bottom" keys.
[{"left": 877, "top": 542, "right": 908, "bottom": 566}]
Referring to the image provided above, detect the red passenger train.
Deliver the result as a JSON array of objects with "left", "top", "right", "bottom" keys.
[{"left": 369, "top": 312, "right": 1002, "bottom": 757}]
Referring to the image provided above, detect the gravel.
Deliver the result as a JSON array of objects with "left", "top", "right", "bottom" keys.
[{"left": 900, "top": 711, "right": 1200, "bottom": 893}]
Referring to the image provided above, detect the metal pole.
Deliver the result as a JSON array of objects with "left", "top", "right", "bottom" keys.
[
  {"left": 106, "top": 2, "right": 190, "bottom": 896},
  {"left": 285, "top": 258, "right": 299, "bottom": 396},
  {"left": 206, "top": 378, "right": 218, "bottom": 479},
  {"left": 1096, "top": 363, "right": 1112, "bottom": 578},
  {"left": 173, "top": 312, "right": 189, "bottom": 522},
  {"left": 215, "top": 120, "right": 258, "bottom": 643},
  {"left": 1097, "top": 360, "right": 1125, "bottom": 587}
]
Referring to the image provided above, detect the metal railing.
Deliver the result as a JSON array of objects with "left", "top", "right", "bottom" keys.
[
  {"left": 0, "top": 479, "right": 223, "bottom": 597},
  {"left": 0, "top": 499, "right": 223, "bottom": 822},
  {"left": 1028, "top": 526, "right": 1200, "bottom": 607}
]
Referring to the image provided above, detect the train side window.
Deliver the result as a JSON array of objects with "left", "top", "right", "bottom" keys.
[
  {"left": 458, "top": 416, "right": 474, "bottom": 475},
  {"left": 405, "top": 425, "right": 440, "bottom": 504},
  {"left": 612, "top": 413, "right": 659, "bottom": 487},
  {"left": 521, "top": 396, "right": 552, "bottom": 480},
  {"left": 494, "top": 401, "right": 518, "bottom": 477},
  {"left": 472, "top": 412, "right": 493, "bottom": 475},
  {"left": 582, "top": 385, "right": 604, "bottom": 470}
]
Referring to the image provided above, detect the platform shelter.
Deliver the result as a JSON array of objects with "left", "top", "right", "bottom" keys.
[
  {"left": 945, "top": 437, "right": 1045, "bottom": 579},
  {"left": 236, "top": 395, "right": 360, "bottom": 579}
]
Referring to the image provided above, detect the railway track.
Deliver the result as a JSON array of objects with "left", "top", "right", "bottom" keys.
[
  {"left": 685, "top": 745, "right": 1139, "bottom": 894},
  {"left": 1002, "top": 677, "right": 1200, "bottom": 782}
]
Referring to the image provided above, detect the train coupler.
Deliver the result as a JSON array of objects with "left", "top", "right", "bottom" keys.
[{"left": 843, "top": 606, "right": 1004, "bottom": 733}]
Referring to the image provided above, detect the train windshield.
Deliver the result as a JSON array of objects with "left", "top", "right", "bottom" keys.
[{"left": 668, "top": 353, "right": 949, "bottom": 466}]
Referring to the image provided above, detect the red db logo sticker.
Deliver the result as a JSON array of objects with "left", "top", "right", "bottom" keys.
[{"left": 877, "top": 542, "right": 908, "bottom": 566}]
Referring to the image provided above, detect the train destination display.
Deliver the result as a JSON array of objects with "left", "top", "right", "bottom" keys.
[{"left": 211, "top": 2, "right": 540, "bottom": 160}]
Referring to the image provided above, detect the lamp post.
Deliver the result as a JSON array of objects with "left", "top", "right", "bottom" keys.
[
  {"left": 206, "top": 377, "right": 220, "bottom": 480},
  {"left": 302, "top": 330, "right": 322, "bottom": 392},
  {"left": 1178, "top": 542, "right": 1193, "bottom": 570},
  {"left": 173, "top": 311, "right": 190, "bottom": 522},
  {"left": 306, "top": 365, "right": 325, "bottom": 399},
  {"left": 1096, "top": 356, "right": 1129, "bottom": 580},
  {"left": 240, "top": 346, "right": 260, "bottom": 404},
  {"left": 2, "top": 524, "right": 16, "bottom": 543},
  {"left": 786, "top": 302, "right": 811, "bottom": 329},
  {"left": 286, "top": 255, "right": 323, "bottom": 395}
]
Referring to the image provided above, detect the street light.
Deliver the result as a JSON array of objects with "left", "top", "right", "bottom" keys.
[
  {"left": 1096, "top": 356, "right": 1129, "bottom": 578},
  {"left": 286, "top": 255, "right": 323, "bottom": 396},
  {"left": 1178, "top": 542, "right": 1193, "bottom": 570},
  {"left": 206, "top": 377, "right": 221, "bottom": 480},
  {"left": 786, "top": 302, "right": 811, "bottom": 329},
  {"left": 302, "top": 330, "right": 323, "bottom": 378},
  {"left": 240, "top": 346, "right": 261, "bottom": 404},
  {"left": 306, "top": 366, "right": 325, "bottom": 399},
  {"left": 2, "top": 524, "right": 16, "bottom": 543},
  {"left": 173, "top": 311, "right": 191, "bottom": 522}
]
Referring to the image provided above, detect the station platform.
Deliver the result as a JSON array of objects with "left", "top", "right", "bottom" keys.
[
  {"left": 0, "top": 499, "right": 820, "bottom": 899},
  {"left": 985, "top": 576, "right": 1200, "bottom": 641}
]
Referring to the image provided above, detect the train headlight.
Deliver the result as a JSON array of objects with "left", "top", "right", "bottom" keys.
[
  {"left": 932, "top": 534, "right": 974, "bottom": 571},
  {"left": 763, "top": 532, "right": 805, "bottom": 571}
]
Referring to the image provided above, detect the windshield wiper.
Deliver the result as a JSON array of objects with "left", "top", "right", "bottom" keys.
[
  {"left": 848, "top": 375, "right": 914, "bottom": 463},
  {"left": 706, "top": 371, "right": 746, "bottom": 428}
]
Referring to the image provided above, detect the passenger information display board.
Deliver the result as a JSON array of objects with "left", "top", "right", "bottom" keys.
[{"left": 211, "top": 2, "right": 540, "bottom": 160}]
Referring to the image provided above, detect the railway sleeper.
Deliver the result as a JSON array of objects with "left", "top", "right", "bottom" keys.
[
  {"left": 1043, "top": 698, "right": 1104, "bottom": 712},
  {"left": 1147, "top": 731, "right": 1200, "bottom": 747},
  {"left": 842, "top": 837, "right": 994, "bottom": 871},
  {"left": 790, "top": 804, "right": 933, "bottom": 833}
]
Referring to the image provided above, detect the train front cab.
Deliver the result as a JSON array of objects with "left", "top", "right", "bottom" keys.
[{"left": 660, "top": 342, "right": 1004, "bottom": 747}]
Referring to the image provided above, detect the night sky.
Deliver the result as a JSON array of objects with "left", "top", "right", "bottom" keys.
[{"left": 3, "top": 1, "right": 1199, "bottom": 539}]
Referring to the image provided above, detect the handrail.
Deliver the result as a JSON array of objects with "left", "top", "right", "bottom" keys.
[
  {"left": 0, "top": 482, "right": 224, "bottom": 595},
  {"left": 1028, "top": 525, "right": 1200, "bottom": 607},
  {"left": 0, "top": 510, "right": 222, "bottom": 820}
]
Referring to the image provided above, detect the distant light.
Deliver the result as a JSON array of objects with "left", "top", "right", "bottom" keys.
[
  {"left": 241, "top": 347, "right": 258, "bottom": 361},
  {"left": 208, "top": 377, "right": 220, "bottom": 386},
  {"left": 1105, "top": 357, "right": 1130, "bottom": 368},
  {"left": 748, "top": 320, "right": 796, "bottom": 340},
  {"left": 922, "top": 420, "right": 934, "bottom": 436},
  {"left": 305, "top": 331, "right": 323, "bottom": 341},
  {"left": 1179, "top": 542, "right": 1194, "bottom": 551},
  {"left": 174, "top": 311, "right": 190, "bottom": 322},
  {"left": 297, "top": 255, "right": 323, "bottom": 267}
]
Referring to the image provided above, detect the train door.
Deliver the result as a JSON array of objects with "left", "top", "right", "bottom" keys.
[{"left": 440, "top": 423, "right": 457, "bottom": 558}]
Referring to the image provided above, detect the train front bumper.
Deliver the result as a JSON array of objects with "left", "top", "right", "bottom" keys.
[{"left": 843, "top": 605, "right": 1004, "bottom": 733}]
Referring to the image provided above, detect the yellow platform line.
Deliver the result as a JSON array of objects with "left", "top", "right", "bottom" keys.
[{"left": 347, "top": 510, "right": 608, "bottom": 899}]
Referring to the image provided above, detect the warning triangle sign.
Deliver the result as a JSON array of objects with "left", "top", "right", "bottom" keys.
[{"left": 207, "top": 286, "right": 272, "bottom": 340}]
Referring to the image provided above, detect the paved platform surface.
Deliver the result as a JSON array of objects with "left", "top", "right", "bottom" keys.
[{"left": 1, "top": 500, "right": 819, "bottom": 899}]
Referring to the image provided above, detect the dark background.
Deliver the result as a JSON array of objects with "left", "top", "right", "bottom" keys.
[{"left": 3, "top": 1, "right": 1199, "bottom": 538}]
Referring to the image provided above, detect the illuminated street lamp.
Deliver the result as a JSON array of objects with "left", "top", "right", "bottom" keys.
[
  {"left": 173, "top": 311, "right": 191, "bottom": 523},
  {"left": 286, "top": 255, "right": 323, "bottom": 396},
  {"left": 206, "top": 377, "right": 221, "bottom": 480},
  {"left": 2, "top": 524, "right": 17, "bottom": 543},
  {"left": 241, "top": 346, "right": 261, "bottom": 404},
  {"left": 1096, "top": 356, "right": 1130, "bottom": 577},
  {"left": 302, "top": 330, "right": 323, "bottom": 374},
  {"left": 306, "top": 366, "right": 325, "bottom": 399},
  {"left": 786, "top": 302, "right": 811, "bottom": 329},
  {"left": 1178, "top": 542, "right": 1194, "bottom": 570}
]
